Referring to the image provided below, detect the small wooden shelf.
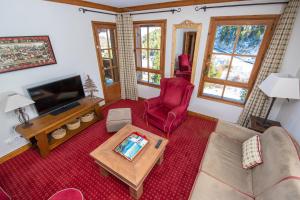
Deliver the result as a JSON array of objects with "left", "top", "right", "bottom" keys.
[
  {"left": 16, "top": 97, "right": 104, "bottom": 157},
  {"left": 49, "top": 117, "right": 99, "bottom": 150}
]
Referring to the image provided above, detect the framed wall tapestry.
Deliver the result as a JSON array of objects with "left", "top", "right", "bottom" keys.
[{"left": 0, "top": 36, "right": 56, "bottom": 74}]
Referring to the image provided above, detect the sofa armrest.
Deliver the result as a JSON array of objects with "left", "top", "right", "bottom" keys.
[
  {"left": 216, "top": 120, "right": 261, "bottom": 142},
  {"left": 144, "top": 97, "right": 161, "bottom": 110}
]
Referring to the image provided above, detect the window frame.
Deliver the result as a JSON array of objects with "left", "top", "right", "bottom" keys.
[
  {"left": 198, "top": 15, "right": 279, "bottom": 107},
  {"left": 133, "top": 20, "right": 167, "bottom": 88}
]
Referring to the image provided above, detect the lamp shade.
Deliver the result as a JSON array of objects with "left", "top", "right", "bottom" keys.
[
  {"left": 259, "top": 73, "right": 300, "bottom": 99},
  {"left": 4, "top": 93, "right": 35, "bottom": 113}
]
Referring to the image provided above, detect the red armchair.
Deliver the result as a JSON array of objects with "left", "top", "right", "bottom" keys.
[
  {"left": 144, "top": 78, "right": 194, "bottom": 137},
  {"left": 175, "top": 54, "right": 192, "bottom": 81}
]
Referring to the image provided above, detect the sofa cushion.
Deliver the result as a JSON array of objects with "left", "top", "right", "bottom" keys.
[
  {"left": 201, "top": 133, "right": 253, "bottom": 196},
  {"left": 242, "top": 135, "right": 263, "bottom": 169},
  {"left": 252, "top": 127, "right": 300, "bottom": 196},
  {"left": 190, "top": 172, "right": 253, "bottom": 200},
  {"left": 255, "top": 179, "right": 300, "bottom": 200}
]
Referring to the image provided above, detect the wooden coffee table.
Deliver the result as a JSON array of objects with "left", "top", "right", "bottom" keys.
[{"left": 90, "top": 124, "right": 168, "bottom": 199}]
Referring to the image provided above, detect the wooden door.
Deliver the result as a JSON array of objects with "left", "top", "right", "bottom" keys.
[{"left": 92, "top": 22, "right": 121, "bottom": 103}]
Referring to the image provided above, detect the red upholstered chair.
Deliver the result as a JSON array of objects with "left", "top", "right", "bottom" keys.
[
  {"left": 144, "top": 77, "right": 194, "bottom": 137},
  {"left": 175, "top": 54, "right": 192, "bottom": 81},
  {"left": 48, "top": 188, "right": 84, "bottom": 200}
]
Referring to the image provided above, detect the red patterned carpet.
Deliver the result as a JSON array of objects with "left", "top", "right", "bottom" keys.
[{"left": 0, "top": 100, "right": 216, "bottom": 200}]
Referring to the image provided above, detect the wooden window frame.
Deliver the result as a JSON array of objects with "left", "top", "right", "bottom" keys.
[
  {"left": 133, "top": 20, "right": 166, "bottom": 88},
  {"left": 198, "top": 15, "right": 279, "bottom": 107}
]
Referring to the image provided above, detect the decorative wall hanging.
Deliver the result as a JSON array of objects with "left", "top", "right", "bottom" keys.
[{"left": 0, "top": 36, "right": 56, "bottom": 74}]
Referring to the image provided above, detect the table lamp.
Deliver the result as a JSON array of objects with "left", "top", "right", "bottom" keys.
[
  {"left": 4, "top": 93, "right": 35, "bottom": 128},
  {"left": 258, "top": 73, "right": 300, "bottom": 126}
]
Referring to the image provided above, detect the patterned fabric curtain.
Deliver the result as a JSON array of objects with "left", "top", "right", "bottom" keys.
[
  {"left": 116, "top": 14, "right": 138, "bottom": 100},
  {"left": 238, "top": 0, "right": 300, "bottom": 126}
]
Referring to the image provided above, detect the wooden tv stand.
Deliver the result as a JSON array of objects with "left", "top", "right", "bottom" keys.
[{"left": 16, "top": 97, "right": 104, "bottom": 157}]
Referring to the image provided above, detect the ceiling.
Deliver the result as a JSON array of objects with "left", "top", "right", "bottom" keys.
[{"left": 85, "top": 0, "right": 180, "bottom": 8}]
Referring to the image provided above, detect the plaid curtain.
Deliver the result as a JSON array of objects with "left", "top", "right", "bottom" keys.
[
  {"left": 238, "top": 0, "right": 300, "bottom": 126},
  {"left": 116, "top": 14, "right": 138, "bottom": 100}
]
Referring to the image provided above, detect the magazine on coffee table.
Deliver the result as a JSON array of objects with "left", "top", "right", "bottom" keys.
[{"left": 114, "top": 132, "right": 148, "bottom": 161}]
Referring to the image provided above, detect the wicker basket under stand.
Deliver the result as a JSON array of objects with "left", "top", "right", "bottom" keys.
[
  {"left": 66, "top": 119, "right": 81, "bottom": 130},
  {"left": 51, "top": 128, "right": 66, "bottom": 139},
  {"left": 81, "top": 112, "right": 95, "bottom": 123}
]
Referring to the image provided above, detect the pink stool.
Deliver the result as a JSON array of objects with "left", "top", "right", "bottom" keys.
[{"left": 48, "top": 188, "right": 84, "bottom": 200}]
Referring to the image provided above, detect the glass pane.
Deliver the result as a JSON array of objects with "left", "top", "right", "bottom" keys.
[
  {"left": 213, "top": 25, "right": 237, "bottom": 54},
  {"left": 104, "top": 69, "right": 113, "bottom": 86},
  {"left": 103, "top": 59, "right": 110, "bottom": 69},
  {"left": 137, "top": 71, "right": 148, "bottom": 82},
  {"left": 113, "top": 67, "right": 119, "bottom": 82},
  {"left": 149, "top": 27, "right": 161, "bottom": 49},
  {"left": 208, "top": 54, "right": 231, "bottom": 80},
  {"left": 149, "top": 73, "right": 161, "bottom": 85},
  {"left": 203, "top": 82, "right": 224, "bottom": 98},
  {"left": 111, "top": 49, "right": 118, "bottom": 66},
  {"left": 108, "top": 29, "right": 116, "bottom": 48},
  {"left": 99, "top": 29, "right": 109, "bottom": 49},
  {"left": 101, "top": 49, "right": 110, "bottom": 59},
  {"left": 141, "top": 27, "right": 148, "bottom": 48},
  {"left": 223, "top": 86, "right": 248, "bottom": 103},
  {"left": 135, "top": 49, "right": 148, "bottom": 68},
  {"left": 149, "top": 50, "right": 160, "bottom": 70},
  {"left": 227, "top": 57, "right": 255, "bottom": 83},
  {"left": 235, "top": 25, "right": 266, "bottom": 55},
  {"left": 135, "top": 27, "right": 142, "bottom": 48}
]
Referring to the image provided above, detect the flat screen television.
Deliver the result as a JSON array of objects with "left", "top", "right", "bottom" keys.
[{"left": 27, "top": 75, "right": 85, "bottom": 115}]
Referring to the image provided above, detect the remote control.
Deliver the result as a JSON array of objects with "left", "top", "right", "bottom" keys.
[{"left": 155, "top": 139, "right": 163, "bottom": 149}]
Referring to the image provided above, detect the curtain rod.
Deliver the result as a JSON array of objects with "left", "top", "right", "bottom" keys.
[
  {"left": 78, "top": 8, "right": 181, "bottom": 16},
  {"left": 195, "top": 1, "right": 288, "bottom": 12}
]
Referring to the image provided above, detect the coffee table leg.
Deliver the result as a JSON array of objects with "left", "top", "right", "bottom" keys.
[
  {"left": 157, "top": 153, "right": 164, "bottom": 165},
  {"left": 129, "top": 185, "right": 143, "bottom": 200},
  {"left": 99, "top": 166, "right": 109, "bottom": 177}
]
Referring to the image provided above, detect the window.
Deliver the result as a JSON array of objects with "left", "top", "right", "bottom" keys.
[
  {"left": 198, "top": 16, "right": 278, "bottom": 106},
  {"left": 133, "top": 20, "right": 166, "bottom": 87}
]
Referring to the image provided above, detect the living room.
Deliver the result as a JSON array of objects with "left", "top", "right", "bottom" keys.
[{"left": 0, "top": 0, "right": 300, "bottom": 199}]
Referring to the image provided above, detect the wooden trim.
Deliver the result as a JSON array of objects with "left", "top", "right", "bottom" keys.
[
  {"left": 197, "top": 15, "right": 279, "bottom": 106},
  {"left": 170, "top": 20, "right": 202, "bottom": 84},
  {"left": 133, "top": 20, "right": 167, "bottom": 88},
  {"left": 121, "top": 0, "right": 243, "bottom": 12},
  {"left": 0, "top": 143, "right": 31, "bottom": 164},
  {"left": 188, "top": 110, "right": 218, "bottom": 122},
  {"left": 48, "top": 0, "right": 121, "bottom": 12}
]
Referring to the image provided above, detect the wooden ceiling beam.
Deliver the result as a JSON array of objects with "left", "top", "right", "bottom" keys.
[
  {"left": 120, "top": 0, "right": 244, "bottom": 12},
  {"left": 48, "top": 0, "right": 122, "bottom": 13},
  {"left": 48, "top": 0, "right": 246, "bottom": 13}
]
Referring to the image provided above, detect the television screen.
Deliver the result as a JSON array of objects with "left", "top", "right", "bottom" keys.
[{"left": 27, "top": 76, "right": 85, "bottom": 115}]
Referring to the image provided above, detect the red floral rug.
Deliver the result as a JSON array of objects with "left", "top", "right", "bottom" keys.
[{"left": 0, "top": 100, "right": 216, "bottom": 200}]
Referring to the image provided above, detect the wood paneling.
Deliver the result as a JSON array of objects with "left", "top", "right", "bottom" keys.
[
  {"left": 0, "top": 144, "right": 31, "bottom": 164},
  {"left": 48, "top": 0, "right": 121, "bottom": 12}
]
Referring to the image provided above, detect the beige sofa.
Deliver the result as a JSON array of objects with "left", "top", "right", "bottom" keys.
[{"left": 190, "top": 120, "right": 300, "bottom": 200}]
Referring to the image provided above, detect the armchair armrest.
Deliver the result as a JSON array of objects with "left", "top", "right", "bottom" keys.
[
  {"left": 216, "top": 120, "right": 261, "bottom": 142},
  {"left": 144, "top": 97, "right": 161, "bottom": 110},
  {"left": 164, "top": 106, "right": 187, "bottom": 133}
]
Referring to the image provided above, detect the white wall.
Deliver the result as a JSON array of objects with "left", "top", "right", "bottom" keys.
[
  {"left": 0, "top": 0, "right": 115, "bottom": 157},
  {"left": 134, "top": 0, "right": 285, "bottom": 122},
  {"left": 276, "top": 7, "right": 300, "bottom": 142}
]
